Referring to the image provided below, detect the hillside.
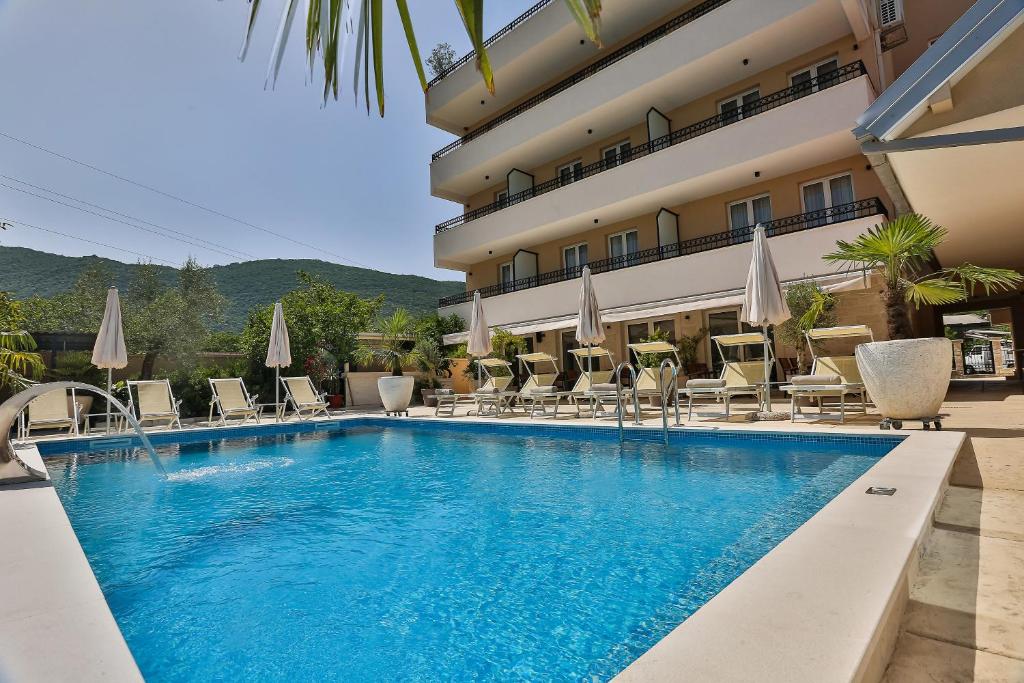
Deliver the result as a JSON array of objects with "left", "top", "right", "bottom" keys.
[{"left": 0, "top": 246, "right": 463, "bottom": 329}]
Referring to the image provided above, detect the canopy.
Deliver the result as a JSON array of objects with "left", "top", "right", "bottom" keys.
[
  {"left": 807, "top": 325, "right": 874, "bottom": 340},
  {"left": 713, "top": 332, "right": 767, "bottom": 347},
  {"left": 569, "top": 347, "right": 612, "bottom": 358},
  {"left": 627, "top": 341, "right": 677, "bottom": 353},
  {"left": 516, "top": 352, "right": 558, "bottom": 363},
  {"left": 478, "top": 358, "right": 512, "bottom": 368},
  {"left": 467, "top": 291, "right": 493, "bottom": 358},
  {"left": 91, "top": 287, "right": 128, "bottom": 370}
]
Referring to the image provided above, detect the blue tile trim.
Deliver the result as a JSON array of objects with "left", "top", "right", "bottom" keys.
[{"left": 35, "top": 416, "right": 903, "bottom": 457}]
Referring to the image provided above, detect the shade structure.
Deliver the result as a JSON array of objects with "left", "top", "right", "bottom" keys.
[
  {"left": 466, "top": 291, "right": 492, "bottom": 388},
  {"left": 740, "top": 225, "right": 791, "bottom": 411},
  {"left": 575, "top": 266, "right": 606, "bottom": 386},
  {"left": 92, "top": 287, "right": 128, "bottom": 435},
  {"left": 265, "top": 303, "right": 292, "bottom": 422}
]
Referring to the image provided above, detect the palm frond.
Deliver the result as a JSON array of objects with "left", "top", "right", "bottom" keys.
[
  {"left": 797, "top": 287, "right": 836, "bottom": 330},
  {"left": 823, "top": 213, "right": 946, "bottom": 285},
  {"left": 904, "top": 276, "right": 965, "bottom": 308},
  {"left": 564, "top": 0, "right": 603, "bottom": 47},
  {"left": 941, "top": 264, "right": 1024, "bottom": 296},
  {"left": 0, "top": 331, "right": 44, "bottom": 390},
  {"left": 455, "top": 0, "right": 494, "bottom": 95},
  {"left": 265, "top": 0, "right": 299, "bottom": 89},
  {"left": 238, "top": 0, "right": 262, "bottom": 60},
  {"left": 396, "top": 0, "right": 427, "bottom": 91},
  {"left": 370, "top": 0, "right": 385, "bottom": 116}
]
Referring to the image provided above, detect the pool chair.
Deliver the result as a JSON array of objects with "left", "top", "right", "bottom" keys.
[
  {"left": 515, "top": 352, "right": 574, "bottom": 418},
  {"left": 434, "top": 359, "right": 515, "bottom": 417},
  {"left": 208, "top": 378, "right": 261, "bottom": 427},
  {"left": 680, "top": 332, "right": 770, "bottom": 420},
  {"left": 127, "top": 379, "right": 183, "bottom": 430},
  {"left": 280, "top": 376, "right": 330, "bottom": 420},
  {"left": 781, "top": 325, "right": 873, "bottom": 423},
  {"left": 628, "top": 340, "right": 681, "bottom": 411},
  {"left": 24, "top": 388, "right": 79, "bottom": 437},
  {"left": 567, "top": 346, "right": 615, "bottom": 415}
]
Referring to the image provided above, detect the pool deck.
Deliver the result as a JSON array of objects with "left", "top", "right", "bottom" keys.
[{"left": 3, "top": 384, "right": 1021, "bottom": 681}]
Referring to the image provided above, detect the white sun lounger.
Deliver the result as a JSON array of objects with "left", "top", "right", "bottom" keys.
[
  {"left": 567, "top": 346, "right": 615, "bottom": 416},
  {"left": 24, "top": 388, "right": 78, "bottom": 437},
  {"left": 281, "top": 376, "right": 330, "bottom": 420},
  {"left": 515, "top": 352, "right": 575, "bottom": 418},
  {"left": 680, "top": 332, "right": 770, "bottom": 419},
  {"left": 434, "top": 358, "right": 515, "bottom": 417},
  {"left": 208, "top": 377, "right": 261, "bottom": 427},
  {"left": 128, "top": 379, "right": 183, "bottom": 430},
  {"left": 781, "top": 325, "right": 874, "bottom": 423}
]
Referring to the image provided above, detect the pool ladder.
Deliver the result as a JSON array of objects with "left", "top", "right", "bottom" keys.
[
  {"left": 612, "top": 362, "right": 641, "bottom": 442},
  {"left": 612, "top": 360, "right": 679, "bottom": 444},
  {"left": 658, "top": 359, "right": 681, "bottom": 445}
]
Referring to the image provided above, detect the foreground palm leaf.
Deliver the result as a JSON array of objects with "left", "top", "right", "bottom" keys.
[
  {"left": 824, "top": 214, "right": 1023, "bottom": 339},
  {"left": 240, "top": 0, "right": 603, "bottom": 114},
  {"left": 0, "top": 331, "right": 45, "bottom": 391}
]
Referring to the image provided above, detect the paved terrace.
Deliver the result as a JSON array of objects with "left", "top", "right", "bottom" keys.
[{"left": 13, "top": 381, "right": 1024, "bottom": 681}]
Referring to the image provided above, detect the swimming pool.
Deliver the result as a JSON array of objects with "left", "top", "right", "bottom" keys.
[{"left": 41, "top": 420, "right": 899, "bottom": 681}]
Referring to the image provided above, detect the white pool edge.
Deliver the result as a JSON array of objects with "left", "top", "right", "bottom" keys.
[{"left": 1, "top": 421, "right": 962, "bottom": 682}]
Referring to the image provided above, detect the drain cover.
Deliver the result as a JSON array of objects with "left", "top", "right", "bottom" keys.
[{"left": 866, "top": 486, "right": 897, "bottom": 496}]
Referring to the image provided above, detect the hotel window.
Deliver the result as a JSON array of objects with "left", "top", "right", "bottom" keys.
[
  {"left": 563, "top": 242, "right": 589, "bottom": 272},
  {"left": 602, "top": 140, "right": 632, "bottom": 168},
  {"left": 627, "top": 319, "right": 676, "bottom": 345},
  {"left": 557, "top": 160, "right": 583, "bottom": 186},
  {"left": 608, "top": 229, "right": 640, "bottom": 268},
  {"left": 495, "top": 189, "right": 508, "bottom": 208},
  {"left": 802, "top": 172, "right": 855, "bottom": 226},
  {"left": 718, "top": 87, "right": 760, "bottom": 126},
  {"left": 499, "top": 262, "right": 514, "bottom": 291},
  {"left": 790, "top": 57, "right": 840, "bottom": 97},
  {"left": 878, "top": 0, "right": 903, "bottom": 27},
  {"left": 727, "top": 194, "right": 772, "bottom": 236}
]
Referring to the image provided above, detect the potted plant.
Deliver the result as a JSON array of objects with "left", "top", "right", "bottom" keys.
[
  {"left": 304, "top": 348, "right": 341, "bottom": 408},
  {"left": 824, "top": 214, "right": 1022, "bottom": 421},
  {"left": 775, "top": 283, "right": 837, "bottom": 374},
  {"left": 354, "top": 308, "right": 422, "bottom": 414},
  {"left": 413, "top": 337, "right": 448, "bottom": 406}
]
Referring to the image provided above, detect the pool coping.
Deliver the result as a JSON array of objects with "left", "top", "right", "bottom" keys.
[{"left": 1, "top": 417, "right": 962, "bottom": 681}]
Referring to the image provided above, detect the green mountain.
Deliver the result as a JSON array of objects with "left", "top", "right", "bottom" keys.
[{"left": 0, "top": 246, "right": 462, "bottom": 329}]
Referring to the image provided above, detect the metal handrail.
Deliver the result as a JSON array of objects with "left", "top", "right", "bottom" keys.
[
  {"left": 658, "top": 358, "right": 679, "bottom": 444},
  {"left": 439, "top": 197, "right": 887, "bottom": 307},
  {"left": 435, "top": 61, "right": 867, "bottom": 231},
  {"left": 613, "top": 361, "right": 642, "bottom": 442},
  {"left": 431, "top": 0, "right": 734, "bottom": 158}
]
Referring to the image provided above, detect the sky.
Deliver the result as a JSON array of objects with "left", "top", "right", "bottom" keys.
[{"left": 0, "top": 0, "right": 533, "bottom": 281}]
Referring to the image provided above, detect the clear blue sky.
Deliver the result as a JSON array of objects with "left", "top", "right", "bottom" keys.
[{"left": 0, "top": 0, "right": 532, "bottom": 280}]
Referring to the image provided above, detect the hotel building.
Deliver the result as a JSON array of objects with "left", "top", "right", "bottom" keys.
[{"left": 426, "top": 0, "right": 988, "bottom": 380}]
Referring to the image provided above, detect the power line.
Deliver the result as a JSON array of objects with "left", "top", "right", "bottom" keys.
[
  {"left": 0, "top": 181, "right": 247, "bottom": 262},
  {"left": 2, "top": 218, "right": 178, "bottom": 266},
  {"left": 0, "top": 129, "right": 374, "bottom": 269},
  {"left": 0, "top": 174, "right": 257, "bottom": 261}
]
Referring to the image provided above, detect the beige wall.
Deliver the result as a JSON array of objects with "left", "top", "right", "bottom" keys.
[
  {"left": 885, "top": 0, "right": 973, "bottom": 83},
  {"left": 902, "top": 26, "right": 1024, "bottom": 138},
  {"left": 466, "top": 155, "right": 890, "bottom": 290},
  {"left": 463, "top": 35, "right": 877, "bottom": 213}
]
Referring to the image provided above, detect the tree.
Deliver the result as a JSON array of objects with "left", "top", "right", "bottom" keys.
[
  {"left": 354, "top": 308, "right": 421, "bottom": 376},
  {"left": 240, "top": 271, "right": 382, "bottom": 373},
  {"left": 239, "top": 0, "right": 603, "bottom": 114},
  {"left": 20, "top": 263, "right": 112, "bottom": 333},
  {"left": 0, "top": 332, "right": 44, "bottom": 393},
  {"left": 775, "top": 283, "right": 836, "bottom": 373},
  {"left": 426, "top": 42, "right": 456, "bottom": 77},
  {"left": 824, "top": 215, "right": 1022, "bottom": 339},
  {"left": 0, "top": 292, "right": 26, "bottom": 331}
]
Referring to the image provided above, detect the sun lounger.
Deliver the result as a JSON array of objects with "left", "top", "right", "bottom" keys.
[
  {"left": 680, "top": 333, "right": 772, "bottom": 419},
  {"left": 208, "top": 378, "right": 260, "bottom": 427},
  {"left": 128, "top": 379, "right": 183, "bottom": 430},
  {"left": 781, "top": 374, "right": 850, "bottom": 422},
  {"left": 24, "top": 388, "right": 78, "bottom": 436},
  {"left": 515, "top": 352, "right": 576, "bottom": 418},
  {"left": 280, "top": 376, "right": 330, "bottom": 420},
  {"left": 434, "top": 359, "right": 515, "bottom": 417},
  {"left": 567, "top": 347, "right": 615, "bottom": 415}
]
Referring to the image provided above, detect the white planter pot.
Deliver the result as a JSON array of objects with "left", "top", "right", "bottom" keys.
[
  {"left": 856, "top": 338, "right": 952, "bottom": 420},
  {"left": 377, "top": 376, "right": 415, "bottom": 413}
]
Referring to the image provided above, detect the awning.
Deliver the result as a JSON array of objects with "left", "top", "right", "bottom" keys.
[
  {"left": 441, "top": 271, "right": 870, "bottom": 345},
  {"left": 516, "top": 352, "right": 558, "bottom": 363},
  {"left": 627, "top": 341, "right": 677, "bottom": 353},
  {"left": 568, "top": 346, "right": 613, "bottom": 357},
  {"left": 713, "top": 332, "right": 767, "bottom": 346},
  {"left": 807, "top": 325, "right": 874, "bottom": 340}
]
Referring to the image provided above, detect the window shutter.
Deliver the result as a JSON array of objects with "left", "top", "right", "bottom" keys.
[{"left": 879, "top": 0, "right": 902, "bottom": 27}]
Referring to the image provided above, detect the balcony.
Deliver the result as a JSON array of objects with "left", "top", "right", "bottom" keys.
[
  {"left": 440, "top": 198, "right": 886, "bottom": 308},
  {"left": 434, "top": 64, "right": 875, "bottom": 269},
  {"left": 438, "top": 199, "right": 888, "bottom": 327},
  {"left": 429, "top": 0, "right": 874, "bottom": 202}
]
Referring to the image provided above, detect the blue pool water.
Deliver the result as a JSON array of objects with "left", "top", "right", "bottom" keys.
[{"left": 43, "top": 422, "right": 896, "bottom": 681}]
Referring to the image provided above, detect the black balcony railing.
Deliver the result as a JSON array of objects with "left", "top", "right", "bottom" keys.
[
  {"left": 435, "top": 61, "right": 868, "bottom": 233},
  {"left": 437, "top": 197, "right": 887, "bottom": 307},
  {"left": 426, "top": 0, "right": 555, "bottom": 89},
  {"left": 432, "top": 0, "right": 734, "bottom": 161}
]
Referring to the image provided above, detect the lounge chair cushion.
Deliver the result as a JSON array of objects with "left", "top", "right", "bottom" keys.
[
  {"left": 435, "top": 388, "right": 453, "bottom": 396},
  {"left": 686, "top": 378, "right": 726, "bottom": 388},
  {"left": 591, "top": 383, "right": 618, "bottom": 392},
  {"left": 791, "top": 374, "right": 842, "bottom": 385},
  {"left": 530, "top": 385, "right": 558, "bottom": 394},
  {"left": 475, "top": 387, "right": 500, "bottom": 394}
]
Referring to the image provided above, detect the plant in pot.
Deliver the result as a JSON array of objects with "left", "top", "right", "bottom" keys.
[
  {"left": 824, "top": 214, "right": 1022, "bottom": 425},
  {"left": 304, "top": 348, "right": 341, "bottom": 408},
  {"left": 353, "top": 308, "right": 422, "bottom": 414},
  {"left": 774, "top": 283, "right": 837, "bottom": 375},
  {"left": 637, "top": 329, "right": 675, "bottom": 407},
  {"left": 413, "top": 337, "right": 447, "bottom": 407}
]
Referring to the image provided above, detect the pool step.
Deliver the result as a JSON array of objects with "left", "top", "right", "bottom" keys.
[
  {"left": 934, "top": 485, "right": 1024, "bottom": 542},
  {"left": 949, "top": 436, "right": 1024, "bottom": 492}
]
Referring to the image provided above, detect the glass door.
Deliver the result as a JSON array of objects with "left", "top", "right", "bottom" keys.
[
  {"left": 558, "top": 160, "right": 583, "bottom": 187},
  {"left": 790, "top": 57, "right": 840, "bottom": 98},
  {"left": 802, "top": 173, "right": 854, "bottom": 226},
  {"left": 608, "top": 230, "right": 639, "bottom": 268}
]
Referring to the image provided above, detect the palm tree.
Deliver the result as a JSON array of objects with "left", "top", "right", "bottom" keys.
[
  {"left": 240, "top": 0, "right": 604, "bottom": 115},
  {"left": 824, "top": 214, "right": 1022, "bottom": 339},
  {"left": 0, "top": 331, "right": 45, "bottom": 393},
  {"left": 354, "top": 308, "right": 423, "bottom": 376}
]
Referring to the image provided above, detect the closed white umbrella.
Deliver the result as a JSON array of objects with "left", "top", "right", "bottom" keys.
[
  {"left": 741, "top": 224, "right": 791, "bottom": 412},
  {"left": 265, "top": 303, "right": 292, "bottom": 422},
  {"left": 575, "top": 266, "right": 605, "bottom": 387},
  {"left": 466, "top": 291, "right": 492, "bottom": 388},
  {"left": 91, "top": 287, "right": 128, "bottom": 434}
]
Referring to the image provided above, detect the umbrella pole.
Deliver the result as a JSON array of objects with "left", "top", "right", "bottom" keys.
[
  {"left": 106, "top": 368, "right": 112, "bottom": 435},
  {"left": 275, "top": 367, "right": 280, "bottom": 423},
  {"left": 762, "top": 324, "right": 771, "bottom": 412}
]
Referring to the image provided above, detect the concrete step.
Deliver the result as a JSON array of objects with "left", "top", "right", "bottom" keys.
[
  {"left": 949, "top": 437, "right": 1024, "bottom": 492},
  {"left": 936, "top": 486, "right": 1024, "bottom": 542},
  {"left": 903, "top": 528, "right": 1024, "bottom": 661},
  {"left": 883, "top": 632, "right": 1024, "bottom": 683}
]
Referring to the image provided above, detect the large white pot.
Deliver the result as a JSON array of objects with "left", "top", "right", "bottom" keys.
[
  {"left": 856, "top": 338, "right": 952, "bottom": 420},
  {"left": 377, "top": 376, "right": 415, "bottom": 413}
]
